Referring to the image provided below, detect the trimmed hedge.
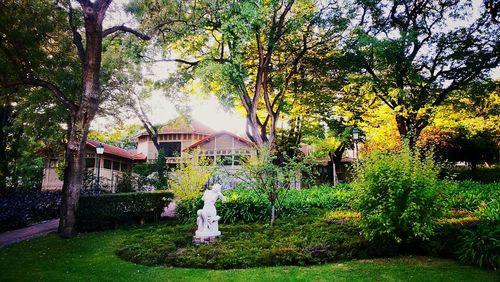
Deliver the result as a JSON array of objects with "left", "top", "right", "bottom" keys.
[
  {"left": 76, "top": 191, "right": 173, "bottom": 231},
  {"left": 176, "top": 184, "right": 352, "bottom": 224},
  {"left": 0, "top": 191, "right": 61, "bottom": 232}
]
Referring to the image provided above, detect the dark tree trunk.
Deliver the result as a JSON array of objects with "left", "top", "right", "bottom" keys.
[
  {"left": 0, "top": 104, "right": 12, "bottom": 193},
  {"left": 395, "top": 114, "right": 426, "bottom": 149},
  {"left": 58, "top": 2, "right": 106, "bottom": 238}
]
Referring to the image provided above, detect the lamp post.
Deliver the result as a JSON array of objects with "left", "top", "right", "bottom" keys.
[
  {"left": 352, "top": 128, "right": 360, "bottom": 160},
  {"left": 95, "top": 143, "right": 104, "bottom": 194}
]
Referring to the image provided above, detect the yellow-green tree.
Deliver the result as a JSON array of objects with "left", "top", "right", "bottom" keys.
[{"left": 168, "top": 149, "right": 215, "bottom": 200}]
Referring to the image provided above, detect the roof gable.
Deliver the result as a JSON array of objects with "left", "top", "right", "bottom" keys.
[{"left": 183, "top": 131, "right": 254, "bottom": 151}]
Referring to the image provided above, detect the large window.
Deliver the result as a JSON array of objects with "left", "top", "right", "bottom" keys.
[
  {"left": 159, "top": 142, "right": 181, "bottom": 157},
  {"left": 112, "top": 161, "right": 120, "bottom": 171},
  {"left": 85, "top": 158, "right": 95, "bottom": 168},
  {"left": 103, "top": 159, "right": 112, "bottom": 169}
]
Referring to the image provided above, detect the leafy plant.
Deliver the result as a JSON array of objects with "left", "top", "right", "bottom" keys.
[
  {"left": 351, "top": 145, "right": 447, "bottom": 244},
  {"left": 176, "top": 184, "right": 352, "bottom": 224},
  {"left": 167, "top": 149, "right": 215, "bottom": 200},
  {"left": 458, "top": 223, "right": 500, "bottom": 271},
  {"left": 226, "top": 146, "right": 315, "bottom": 225}
]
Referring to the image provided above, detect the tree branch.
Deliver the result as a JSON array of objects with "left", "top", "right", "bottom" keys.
[
  {"left": 67, "top": 1, "right": 85, "bottom": 64},
  {"left": 3, "top": 78, "right": 77, "bottom": 111},
  {"left": 102, "top": 25, "right": 151, "bottom": 40}
]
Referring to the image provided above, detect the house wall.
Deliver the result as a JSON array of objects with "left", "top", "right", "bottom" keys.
[{"left": 41, "top": 152, "right": 135, "bottom": 192}]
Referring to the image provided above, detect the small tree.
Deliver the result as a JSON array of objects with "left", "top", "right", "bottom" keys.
[
  {"left": 232, "top": 147, "right": 313, "bottom": 225},
  {"left": 351, "top": 144, "right": 446, "bottom": 245},
  {"left": 168, "top": 149, "right": 214, "bottom": 200}
]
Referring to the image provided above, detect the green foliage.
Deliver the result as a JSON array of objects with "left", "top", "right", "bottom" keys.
[
  {"left": 168, "top": 149, "right": 215, "bottom": 200},
  {"left": 228, "top": 146, "right": 316, "bottom": 224},
  {"left": 156, "top": 149, "right": 167, "bottom": 189},
  {"left": 76, "top": 191, "right": 173, "bottom": 231},
  {"left": 445, "top": 181, "right": 500, "bottom": 211},
  {"left": 116, "top": 217, "right": 375, "bottom": 269},
  {"left": 458, "top": 223, "right": 500, "bottom": 271},
  {"left": 351, "top": 146, "right": 446, "bottom": 244},
  {"left": 116, "top": 173, "right": 134, "bottom": 193},
  {"left": 176, "top": 184, "right": 351, "bottom": 224}
]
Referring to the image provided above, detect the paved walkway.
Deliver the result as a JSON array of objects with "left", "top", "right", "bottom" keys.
[{"left": 0, "top": 219, "right": 59, "bottom": 248}]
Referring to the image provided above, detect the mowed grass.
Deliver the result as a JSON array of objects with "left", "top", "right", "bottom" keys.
[{"left": 0, "top": 226, "right": 498, "bottom": 282}]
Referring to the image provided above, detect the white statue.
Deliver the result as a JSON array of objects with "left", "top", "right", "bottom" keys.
[{"left": 195, "top": 183, "right": 226, "bottom": 238}]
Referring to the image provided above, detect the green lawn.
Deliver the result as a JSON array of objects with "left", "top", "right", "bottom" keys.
[{"left": 0, "top": 227, "right": 497, "bottom": 282}]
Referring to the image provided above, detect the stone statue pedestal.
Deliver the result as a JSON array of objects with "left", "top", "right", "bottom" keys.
[{"left": 192, "top": 235, "right": 219, "bottom": 245}]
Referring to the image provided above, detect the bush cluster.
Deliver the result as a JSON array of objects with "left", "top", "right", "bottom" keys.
[
  {"left": 351, "top": 146, "right": 446, "bottom": 244},
  {"left": 0, "top": 191, "right": 61, "bottom": 232},
  {"left": 116, "top": 216, "right": 384, "bottom": 269},
  {"left": 76, "top": 191, "right": 173, "bottom": 231},
  {"left": 176, "top": 184, "right": 351, "bottom": 224}
]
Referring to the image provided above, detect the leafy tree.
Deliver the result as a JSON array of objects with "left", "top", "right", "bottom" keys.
[
  {"left": 348, "top": 0, "right": 499, "bottom": 147},
  {"left": 0, "top": 0, "right": 151, "bottom": 237},
  {"left": 131, "top": 0, "right": 349, "bottom": 148},
  {"left": 229, "top": 146, "right": 313, "bottom": 225}
]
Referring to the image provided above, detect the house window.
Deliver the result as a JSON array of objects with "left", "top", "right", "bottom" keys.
[
  {"left": 217, "top": 155, "right": 233, "bottom": 166},
  {"left": 113, "top": 161, "right": 120, "bottom": 171},
  {"left": 159, "top": 142, "right": 181, "bottom": 157},
  {"left": 103, "top": 159, "right": 112, "bottom": 169},
  {"left": 85, "top": 158, "right": 95, "bottom": 168},
  {"left": 49, "top": 159, "right": 59, "bottom": 168}
]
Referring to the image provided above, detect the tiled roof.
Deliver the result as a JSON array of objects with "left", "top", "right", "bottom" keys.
[
  {"left": 183, "top": 131, "right": 254, "bottom": 151},
  {"left": 86, "top": 140, "right": 147, "bottom": 161},
  {"left": 136, "top": 119, "right": 215, "bottom": 138}
]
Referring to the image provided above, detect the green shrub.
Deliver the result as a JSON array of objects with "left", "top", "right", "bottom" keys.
[
  {"left": 458, "top": 222, "right": 500, "bottom": 271},
  {"left": 351, "top": 146, "right": 447, "bottom": 244},
  {"left": 176, "top": 184, "right": 352, "bottom": 224},
  {"left": 76, "top": 191, "right": 173, "bottom": 231}
]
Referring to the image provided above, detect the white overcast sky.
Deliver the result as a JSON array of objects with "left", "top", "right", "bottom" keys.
[{"left": 92, "top": 0, "right": 499, "bottom": 134}]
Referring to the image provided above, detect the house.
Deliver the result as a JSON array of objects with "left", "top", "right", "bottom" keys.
[
  {"left": 40, "top": 119, "right": 256, "bottom": 191},
  {"left": 40, "top": 140, "right": 147, "bottom": 191},
  {"left": 135, "top": 119, "right": 256, "bottom": 169}
]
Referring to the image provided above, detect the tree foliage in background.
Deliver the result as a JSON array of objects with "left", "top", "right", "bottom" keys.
[
  {"left": 349, "top": 0, "right": 499, "bottom": 147},
  {"left": 131, "top": 0, "right": 350, "bottom": 148}
]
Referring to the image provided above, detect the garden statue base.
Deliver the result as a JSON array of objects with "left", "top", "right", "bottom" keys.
[{"left": 192, "top": 235, "right": 219, "bottom": 245}]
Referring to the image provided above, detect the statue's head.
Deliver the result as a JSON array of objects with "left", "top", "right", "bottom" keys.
[{"left": 212, "top": 183, "right": 222, "bottom": 193}]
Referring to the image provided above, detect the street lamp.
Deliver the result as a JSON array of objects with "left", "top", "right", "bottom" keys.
[
  {"left": 95, "top": 143, "right": 104, "bottom": 194},
  {"left": 352, "top": 128, "right": 360, "bottom": 160}
]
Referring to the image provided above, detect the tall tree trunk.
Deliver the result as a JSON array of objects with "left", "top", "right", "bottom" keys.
[{"left": 58, "top": 4, "right": 104, "bottom": 238}]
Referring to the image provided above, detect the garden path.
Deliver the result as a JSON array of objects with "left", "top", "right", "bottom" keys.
[{"left": 0, "top": 219, "right": 59, "bottom": 248}]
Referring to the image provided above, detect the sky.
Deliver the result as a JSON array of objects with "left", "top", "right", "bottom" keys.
[{"left": 92, "top": 0, "right": 500, "bottom": 135}]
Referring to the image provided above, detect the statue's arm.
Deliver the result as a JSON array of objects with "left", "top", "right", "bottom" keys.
[{"left": 219, "top": 193, "right": 226, "bottom": 203}]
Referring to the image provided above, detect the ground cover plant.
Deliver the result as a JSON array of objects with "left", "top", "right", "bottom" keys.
[
  {"left": 116, "top": 215, "right": 375, "bottom": 269},
  {"left": 1, "top": 229, "right": 497, "bottom": 282}
]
